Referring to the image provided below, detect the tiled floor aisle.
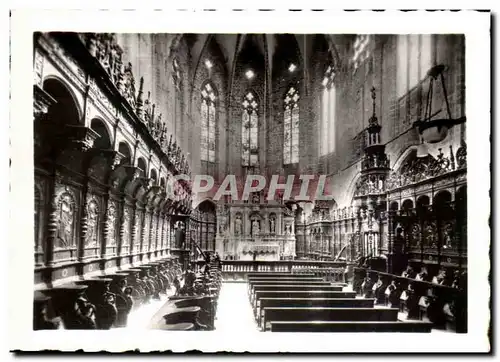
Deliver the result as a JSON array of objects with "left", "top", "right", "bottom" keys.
[{"left": 214, "top": 282, "right": 260, "bottom": 335}]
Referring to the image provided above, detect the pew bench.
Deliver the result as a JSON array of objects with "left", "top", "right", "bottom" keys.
[
  {"left": 257, "top": 298, "right": 375, "bottom": 326},
  {"left": 247, "top": 273, "right": 315, "bottom": 279},
  {"left": 262, "top": 307, "right": 399, "bottom": 331},
  {"left": 247, "top": 277, "right": 326, "bottom": 290},
  {"left": 248, "top": 277, "right": 325, "bottom": 283},
  {"left": 248, "top": 281, "right": 332, "bottom": 297},
  {"left": 251, "top": 284, "right": 345, "bottom": 305},
  {"left": 269, "top": 320, "right": 433, "bottom": 333},
  {"left": 253, "top": 291, "right": 357, "bottom": 314}
]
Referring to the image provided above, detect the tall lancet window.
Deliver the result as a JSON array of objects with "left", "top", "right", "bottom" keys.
[
  {"left": 241, "top": 92, "right": 259, "bottom": 167},
  {"left": 351, "top": 34, "right": 372, "bottom": 73},
  {"left": 320, "top": 66, "right": 336, "bottom": 156},
  {"left": 283, "top": 86, "right": 300, "bottom": 165},
  {"left": 171, "top": 58, "right": 182, "bottom": 138},
  {"left": 201, "top": 83, "right": 217, "bottom": 162},
  {"left": 396, "top": 34, "right": 433, "bottom": 98}
]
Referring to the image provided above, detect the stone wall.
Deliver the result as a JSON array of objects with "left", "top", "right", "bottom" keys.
[{"left": 112, "top": 34, "right": 465, "bottom": 202}]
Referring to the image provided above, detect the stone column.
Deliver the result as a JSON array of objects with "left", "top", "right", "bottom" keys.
[
  {"left": 387, "top": 210, "right": 396, "bottom": 274},
  {"left": 263, "top": 212, "right": 269, "bottom": 234}
]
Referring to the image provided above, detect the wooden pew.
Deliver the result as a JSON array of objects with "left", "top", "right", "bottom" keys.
[
  {"left": 248, "top": 280, "right": 332, "bottom": 296},
  {"left": 250, "top": 282, "right": 344, "bottom": 301},
  {"left": 251, "top": 284, "right": 344, "bottom": 305},
  {"left": 252, "top": 284, "right": 344, "bottom": 293},
  {"left": 269, "top": 320, "right": 433, "bottom": 333},
  {"left": 257, "top": 298, "right": 375, "bottom": 327},
  {"left": 253, "top": 290, "right": 357, "bottom": 313},
  {"left": 262, "top": 307, "right": 399, "bottom": 331},
  {"left": 248, "top": 277, "right": 325, "bottom": 283},
  {"left": 247, "top": 273, "right": 315, "bottom": 278}
]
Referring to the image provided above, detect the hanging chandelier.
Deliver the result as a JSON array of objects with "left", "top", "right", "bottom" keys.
[{"left": 413, "top": 64, "right": 466, "bottom": 144}]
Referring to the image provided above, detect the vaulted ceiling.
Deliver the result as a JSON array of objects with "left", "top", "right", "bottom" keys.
[{"left": 167, "top": 34, "right": 355, "bottom": 86}]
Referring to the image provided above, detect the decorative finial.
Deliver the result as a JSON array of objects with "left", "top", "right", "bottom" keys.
[
  {"left": 371, "top": 86, "right": 376, "bottom": 116},
  {"left": 368, "top": 86, "right": 378, "bottom": 126}
]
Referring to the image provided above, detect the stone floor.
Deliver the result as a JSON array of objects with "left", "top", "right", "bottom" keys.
[
  {"left": 214, "top": 282, "right": 260, "bottom": 334},
  {"left": 125, "top": 282, "right": 451, "bottom": 333},
  {"left": 126, "top": 292, "right": 172, "bottom": 330}
]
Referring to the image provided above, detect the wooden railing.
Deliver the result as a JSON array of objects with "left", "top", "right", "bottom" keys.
[{"left": 195, "top": 260, "right": 348, "bottom": 282}]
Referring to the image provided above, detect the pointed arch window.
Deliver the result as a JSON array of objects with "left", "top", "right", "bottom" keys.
[
  {"left": 284, "top": 86, "right": 300, "bottom": 164},
  {"left": 397, "top": 34, "right": 433, "bottom": 98},
  {"left": 171, "top": 57, "right": 182, "bottom": 137},
  {"left": 320, "top": 66, "right": 336, "bottom": 156},
  {"left": 201, "top": 83, "right": 217, "bottom": 162},
  {"left": 242, "top": 92, "right": 259, "bottom": 167},
  {"left": 172, "top": 58, "right": 181, "bottom": 89},
  {"left": 351, "top": 34, "right": 372, "bottom": 73}
]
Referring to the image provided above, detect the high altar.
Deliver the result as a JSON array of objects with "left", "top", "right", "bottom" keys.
[{"left": 215, "top": 193, "right": 296, "bottom": 261}]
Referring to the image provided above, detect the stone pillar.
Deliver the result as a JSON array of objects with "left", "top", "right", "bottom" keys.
[
  {"left": 244, "top": 208, "right": 249, "bottom": 235},
  {"left": 263, "top": 213, "right": 269, "bottom": 234},
  {"left": 387, "top": 210, "right": 396, "bottom": 274}
]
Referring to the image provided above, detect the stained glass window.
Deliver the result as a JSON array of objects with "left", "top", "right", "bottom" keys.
[
  {"left": 397, "top": 34, "right": 433, "bottom": 97},
  {"left": 351, "top": 34, "right": 371, "bottom": 72},
  {"left": 284, "top": 87, "right": 300, "bottom": 164},
  {"left": 200, "top": 83, "right": 217, "bottom": 162},
  {"left": 172, "top": 58, "right": 181, "bottom": 89},
  {"left": 320, "top": 66, "right": 336, "bottom": 156},
  {"left": 172, "top": 58, "right": 182, "bottom": 137},
  {"left": 242, "top": 92, "right": 259, "bottom": 167}
]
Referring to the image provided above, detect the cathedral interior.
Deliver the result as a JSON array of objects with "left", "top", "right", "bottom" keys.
[{"left": 33, "top": 32, "right": 467, "bottom": 335}]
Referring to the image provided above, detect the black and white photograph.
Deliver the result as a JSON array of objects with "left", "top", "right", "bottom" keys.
[{"left": 8, "top": 9, "right": 490, "bottom": 354}]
